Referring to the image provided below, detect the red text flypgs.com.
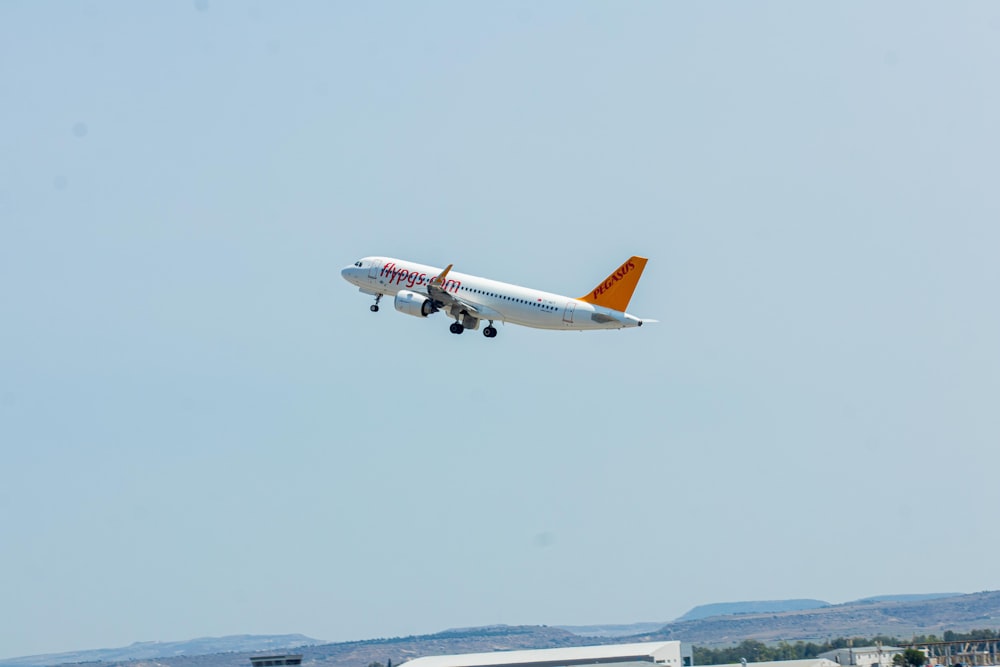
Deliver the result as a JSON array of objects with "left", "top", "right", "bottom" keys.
[{"left": 380, "top": 262, "right": 462, "bottom": 293}]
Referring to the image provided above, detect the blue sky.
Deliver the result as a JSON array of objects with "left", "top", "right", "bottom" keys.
[{"left": 2, "top": 1, "right": 999, "bottom": 659}]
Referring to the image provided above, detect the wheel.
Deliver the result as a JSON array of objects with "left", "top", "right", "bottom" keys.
[
  {"left": 483, "top": 326, "right": 497, "bottom": 338},
  {"left": 370, "top": 304, "right": 379, "bottom": 312},
  {"left": 449, "top": 322, "right": 464, "bottom": 334}
]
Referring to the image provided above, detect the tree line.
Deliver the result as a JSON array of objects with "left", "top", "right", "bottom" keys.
[{"left": 692, "top": 629, "right": 1000, "bottom": 665}]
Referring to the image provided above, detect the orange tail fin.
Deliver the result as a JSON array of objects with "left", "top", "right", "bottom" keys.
[{"left": 578, "top": 256, "right": 648, "bottom": 312}]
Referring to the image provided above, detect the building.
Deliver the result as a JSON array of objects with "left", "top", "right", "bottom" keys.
[
  {"left": 900, "top": 639, "right": 1000, "bottom": 666},
  {"left": 250, "top": 656, "right": 303, "bottom": 667},
  {"left": 704, "top": 660, "right": 839, "bottom": 667},
  {"left": 401, "top": 641, "right": 693, "bottom": 667},
  {"left": 818, "top": 647, "right": 904, "bottom": 667}
]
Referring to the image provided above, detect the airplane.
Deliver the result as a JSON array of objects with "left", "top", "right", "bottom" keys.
[{"left": 340, "top": 255, "right": 654, "bottom": 338}]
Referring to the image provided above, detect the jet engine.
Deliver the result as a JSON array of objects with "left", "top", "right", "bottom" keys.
[{"left": 394, "top": 290, "right": 436, "bottom": 317}]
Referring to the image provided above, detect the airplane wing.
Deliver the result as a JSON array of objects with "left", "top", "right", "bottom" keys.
[{"left": 426, "top": 264, "right": 500, "bottom": 321}]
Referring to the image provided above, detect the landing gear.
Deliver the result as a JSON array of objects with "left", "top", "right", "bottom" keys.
[
  {"left": 483, "top": 321, "right": 498, "bottom": 338},
  {"left": 449, "top": 322, "right": 464, "bottom": 335},
  {"left": 370, "top": 294, "right": 382, "bottom": 312}
]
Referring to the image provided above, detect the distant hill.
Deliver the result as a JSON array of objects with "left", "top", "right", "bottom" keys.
[
  {"left": 92, "top": 625, "right": 583, "bottom": 667},
  {"left": 556, "top": 622, "right": 668, "bottom": 637},
  {"left": 7, "top": 591, "right": 1000, "bottom": 667},
  {"left": 676, "top": 600, "right": 831, "bottom": 622},
  {"left": 0, "top": 634, "right": 321, "bottom": 667},
  {"left": 848, "top": 594, "right": 964, "bottom": 605},
  {"left": 636, "top": 590, "right": 1000, "bottom": 647}
]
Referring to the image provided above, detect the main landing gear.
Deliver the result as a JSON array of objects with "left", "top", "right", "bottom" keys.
[
  {"left": 370, "top": 294, "right": 382, "bottom": 312},
  {"left": 450, "top": 321, "right": 497, "bottom": 337}
]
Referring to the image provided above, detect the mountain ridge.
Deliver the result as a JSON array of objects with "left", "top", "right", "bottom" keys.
[
  {"left": 5, "top": 591, "right": 1000, "bottom": 667},
  {"left": 0, "top": 635, "right": 321, "bottom": 667},
  {"left": 676, "top": 600, "right": 832, "bottom": 622},
  {"left": 637, "top": 591, "right": 1000, "bottom": 646}
]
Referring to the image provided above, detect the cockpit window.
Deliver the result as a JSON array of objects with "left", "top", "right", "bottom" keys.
[{"left": 355, "top": 261, "right": 362, "bottom": 267}]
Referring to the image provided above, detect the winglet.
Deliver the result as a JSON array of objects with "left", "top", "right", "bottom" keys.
[
  {"left": 578, "top": 256, "right": 648, "bottom": 312},
  {"left": 430, "top": 264, "right": 453, "bottom": 287}
]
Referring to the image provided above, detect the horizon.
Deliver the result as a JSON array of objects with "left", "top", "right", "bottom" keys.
[{"left": 2, "top": 590, "right": 984, "bottom": 661}]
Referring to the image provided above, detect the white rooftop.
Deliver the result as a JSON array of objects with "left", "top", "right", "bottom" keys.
[{"left": 402, "top": 642, "right": 682, "bottom": 667}]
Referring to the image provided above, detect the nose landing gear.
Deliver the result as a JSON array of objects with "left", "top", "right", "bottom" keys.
[
  {"left": 370, "top": 294, "right": 382, "bottom": 312},
  {"left": 483, "top": 321, "right": 498, "bottom": 338}
]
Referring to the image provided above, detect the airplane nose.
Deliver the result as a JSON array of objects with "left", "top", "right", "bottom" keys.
[{"left": 341, "top": 266, "right": 353, "bottom": 281}]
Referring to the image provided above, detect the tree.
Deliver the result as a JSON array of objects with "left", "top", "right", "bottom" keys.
[{"left": 903, "top": 649, "right": 927, "bottom": 667}]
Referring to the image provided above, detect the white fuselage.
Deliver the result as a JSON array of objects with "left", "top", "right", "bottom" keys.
[{"left": 341, "top": 256, "right": 647, "bottom": 331}]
